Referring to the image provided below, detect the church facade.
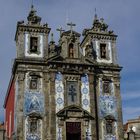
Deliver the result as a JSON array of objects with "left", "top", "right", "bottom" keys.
[{"left": 4, "top": 6, "right": 123, "bottom": 140}]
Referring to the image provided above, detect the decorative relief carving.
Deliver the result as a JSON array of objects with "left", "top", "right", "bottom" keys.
[
  {"left": 99, "top": 77, "right": 115, "bottom": 96},
  {"left": 18, "top": 73, "right": 25, "bottom": 81},
  {"left": 65, "top": 75, "right": 80, "bottom": 81},
  {"left": 67, "top": 111, "right": 82, "bottom": 117},
  {"left": 67, "top": 81, "right": 78, "bottom": 105},
  {"left": 25, "top": 72, "right": 42, "bottom": 93}
]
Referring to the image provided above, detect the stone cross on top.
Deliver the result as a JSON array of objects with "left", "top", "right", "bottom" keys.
[
  {"left": 67, "top": 22, "right": 76, "bottom": 33},
  {"left": 56, "top": 27, "right": 65, "bottom": 36}
]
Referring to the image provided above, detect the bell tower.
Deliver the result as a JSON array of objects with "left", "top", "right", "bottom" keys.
[
  {"left": 58, "top": 22, "right": 81, "bottom": 59},
  {"left": 81, "top": 14, "right": 123, "bottom": 140},
  {"left": 81, "top": 14, "right": 117, "bottom": 64},
  {"left": 15, "top": 5, "right": 50, "bottom": 59},
  {"left": 4, "top": 6, "right": 51, "bottom": 140}
]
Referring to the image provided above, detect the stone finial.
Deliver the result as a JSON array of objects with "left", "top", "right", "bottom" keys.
[
  {"left": 92, "top": 15, "right": 108, "bottom": 32},
  {"left": 50, "top": 33, "right": 55, "bottom": 44},
  {"left": 27, "top": 5, "right": 41, "bottom": 25},
  {"left": 49, "top": 33, "right": 56, "bottom": 56},
  {"left": 94, "top": 8, "right": 98, "bottom": 21}
]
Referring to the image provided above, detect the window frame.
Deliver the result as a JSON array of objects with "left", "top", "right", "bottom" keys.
[
  {"left": 102, "top": 80, "right": 111, "bottom": 95},
  {"left": 29, "top": 117, "right": 38, "bottom": 133},
  {"left": 100, "top": 43, "right": 107, "bottom": 59},
  {"left": 30, "top": 36, "right": 39, "bottom": 54},
  {"left": 68, "top": 43, "right": 74, "bottom": 58},
  {"left": 106, "top": 119, "right": 113, "bottom": 134},
  {"left": 104, "top": 115, "right": 116, "bottom": 135},
  {"left": 28, "top": 73, "right": 42, "bottom": 92},
  {"left": 29, "top": 76, "right": 38, "bottom": 90}
]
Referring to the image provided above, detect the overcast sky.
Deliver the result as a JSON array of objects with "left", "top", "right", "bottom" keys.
[{"left": 0, "top": 0, "right": 140, "bottom": 123}]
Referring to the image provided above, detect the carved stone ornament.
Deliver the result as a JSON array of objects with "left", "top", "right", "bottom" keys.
[
  {"left": 27, "top": 5, "right": 41, "bottom": 25},
  {"left": 18, "top": 73, "right": 25, "bottom": 81},
  {"left": 26, "top": 72, "right": 42, "bottom": 93}
]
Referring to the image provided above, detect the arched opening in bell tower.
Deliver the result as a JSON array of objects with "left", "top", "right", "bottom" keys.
[{"left": 68, "top": 43, "right": 74, "bottom": 58}]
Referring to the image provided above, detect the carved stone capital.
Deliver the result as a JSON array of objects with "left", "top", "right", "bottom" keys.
[{"left": 18, "top": 73, "right": 25, "bottom": 81}]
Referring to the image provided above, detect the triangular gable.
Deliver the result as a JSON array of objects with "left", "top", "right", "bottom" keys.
[
  {"left": 48, "top": 55, "right": 64, "bottom": 61},
  {"left": 62, "top": 30, "right": 81, "bottom": 37},
  {"left": 56, "top": 105, "right": 94, "bottom": 120}
]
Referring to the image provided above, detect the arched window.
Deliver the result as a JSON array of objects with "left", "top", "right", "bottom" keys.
[{"left": 69, "top": 43, "right": 74, "bottom": 58}]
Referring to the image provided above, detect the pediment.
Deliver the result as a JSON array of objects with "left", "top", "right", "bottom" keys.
[
  {"left": 48, "top": 55, "right": 64, "bottom": 61},
  {"left": 28, "top": 112, "right": 42, "bottom": 119},
  {"left": 85, "top": 58, "right": 95, "bottom": 64},
  {"left": 56, "top": 105, "right": 94, "bottom": 120},
  {"left": 62, "top": 30, "right": 81, "bottom": 37},
  {"left": 104, "top": 115, "right": 116, "bottom": 121}
]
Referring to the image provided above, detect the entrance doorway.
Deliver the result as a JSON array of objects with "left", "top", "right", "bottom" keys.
[{"left": 66, "top": 122, "right": 81, "bottom": 140}]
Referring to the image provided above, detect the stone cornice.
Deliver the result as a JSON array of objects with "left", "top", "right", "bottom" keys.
[
  {"left": 15, "top": 24, "right": 51, "bottom": 41},
  {"left": 12, "top": 58, "right": 122, "bottom": 79},
  {"left": 91, "top": 32, "right": 117, "bottom": 40},
  {"left": 81, "top": 32, "right": 117, "bottom": 46}
]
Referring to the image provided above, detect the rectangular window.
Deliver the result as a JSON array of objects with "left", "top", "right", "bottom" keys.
[
  {"left": 30, "top": 76, "right": 38, "bottom": 90},
  {"left": 100, "top": 43, "right": 107, "bottom": 59},
  {"left": 30, "top": 37, "right": 38, "bottom": 53},
  {"left": 67, "top": 81, "right": 78, "bottom": 105},
  {"left": 103, "top": 81, "right": 110, "bottom": 94},
  {"left": 30, "top": 119, "right": 38, "bottom": 133},
  {"left": 69, "top": 43, "right": 74, "bottom": 58},
  {"left": 106, "top": 120, "right": 113, "bottom": 134}
]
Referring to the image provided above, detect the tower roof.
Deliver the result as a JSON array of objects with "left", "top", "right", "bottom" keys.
[
  {"left": 92, "top": 16, "right": 108, "bottom": 32},
  {"left": 82, "top": 14, "right": 116, "bottom": 38},
  {"left": 27, "top": 5, "right": 41, "bottom": 25}
]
